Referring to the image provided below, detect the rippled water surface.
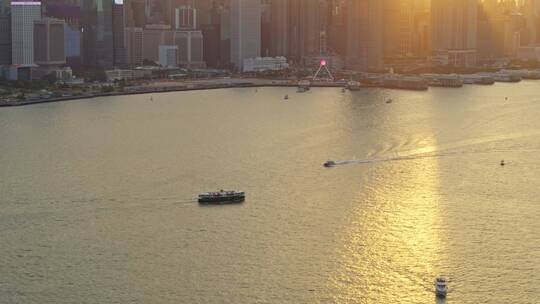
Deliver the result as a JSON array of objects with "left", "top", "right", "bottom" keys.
[{"left": 1, "top": 83, "right": 540, "bottom": 303}]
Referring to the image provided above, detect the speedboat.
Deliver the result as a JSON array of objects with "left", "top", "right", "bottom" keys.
[
  {"left": 198, "top": 190, "right": 245, "bottom": 204},
  {"left": 435, "top": 277, "right": 448, "bottom": 298},
  {"left": 323, "top": 160, "right": 337, "bottom": 168}
]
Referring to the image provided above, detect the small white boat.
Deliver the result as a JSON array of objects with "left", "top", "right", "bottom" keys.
[{"left": 435, "top": 277, "right": 448, "bottom": 298}]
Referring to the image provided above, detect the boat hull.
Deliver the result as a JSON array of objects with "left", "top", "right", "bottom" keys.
[
  {"left": 198, "top": 196, "right": 245, "bottom": 204},
  {"left": 436, "top": 291, "right": 447, "bottom": 298}
]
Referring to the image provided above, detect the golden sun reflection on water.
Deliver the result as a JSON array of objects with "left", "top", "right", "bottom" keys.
[{"left": 330, "top": 143, "right": 448, "bottom": 303}]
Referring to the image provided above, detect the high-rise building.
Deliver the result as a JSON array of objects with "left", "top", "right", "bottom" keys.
[
  {"left": 220, "top": 4, "right": 231, "bottom": 67},
  {"left": 174, "top": 29, "right": 205, "bottom": 68},
  {"left": 113, "top": 0, "right": 127, "bottom": 67},
  {"left": 268, "top": 0, "right": 288, "bottom": 57},
  {"left": 383, "top": 0, "right": 414, "bottom": 59},
  {"left": 431, "top": 0, "right": 477, "bottom": 66},
  {"left": 81, "top": 0, "right": 114, "bottom": 69},
  {"left": 346, "top": 0, "right": 383, "bottom": 71},
  {"left": 327, "top": 0, "right": 347, "bottom": 58},
  {"left": 34, "top": 18, "right": 66, "bottom": 66},
  {"left": 142, "top": 24, "right": 173, "bottom": 63},
  {"left": 175, "top": 5, "right": 196, "bottom": 29},
  {"left": 145, "top": 0, "right": 171, "bottom": 25},
  {"left": 41, "top": 0, "right": 82, "bottom": 68},
  {"left": 125, "top": 0, "right": 145, "bottom": 27},
  {"left": 11, "top": 0, "right": 42, "bottom": 65},
  {"left": 125, "top": 27, "right": 143, "bottom": 67},
  {"left": 230, "top": 0, "right": 261, "bottom": 70},
  {"left": 0, "top": 11, "right": 11, "bottom": 65},
  {"left": 287, "top": 0, "right": 329, "bottom": 64},
  {"left": 0, "top": 0, "right": 10, "bottom": 14}
]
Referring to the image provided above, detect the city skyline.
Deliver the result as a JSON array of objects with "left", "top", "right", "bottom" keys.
[{"left": 0, "top": 0, "right": 540, "bottom": 80}]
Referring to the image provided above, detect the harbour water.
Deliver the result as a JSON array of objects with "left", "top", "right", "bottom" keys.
[{"left": 1, "top": 82, "right": 539, "bottom": 303}]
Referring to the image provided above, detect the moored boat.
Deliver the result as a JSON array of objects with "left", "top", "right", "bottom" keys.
[
  {"left": 347, "top": 80, "right": 362, "bottom": 91},
  {"left": 198, "top": 190, "right": 245, "bottom": 204}
]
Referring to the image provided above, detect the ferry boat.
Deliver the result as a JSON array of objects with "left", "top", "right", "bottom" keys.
[
  {"left": 422, "top": 74, "right": 463, "bottom": 87},
  {"left": 435, "top": 277, "right": 448, "bottom": 298},
  {"left": 484, "top": 72, "right": 522, "bottom": 83},
  {"left": 461, "top": 74, "right": 495, "bottom": 85},
  {"left": 500, "top": 69, "right": 540, "bottom": 80},
  {"left": 198, "top": 190, "right": 245, "bottom": 204}
]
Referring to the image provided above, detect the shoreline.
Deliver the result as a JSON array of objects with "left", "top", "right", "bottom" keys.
[
  {"left": 0, "top": 82, "right": 332, "bottom": 107},
  {"left": 0, "top": 77, "right": 531, "bottom": 108}
]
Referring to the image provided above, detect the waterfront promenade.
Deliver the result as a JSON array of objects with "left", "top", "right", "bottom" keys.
[{"left": 0, "top": 72, "right": 535, "bottom": 107}]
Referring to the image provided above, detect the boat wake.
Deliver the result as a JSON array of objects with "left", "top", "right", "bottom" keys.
[{"left": 326, "top": 131, "right": 540, "bottom": 167}]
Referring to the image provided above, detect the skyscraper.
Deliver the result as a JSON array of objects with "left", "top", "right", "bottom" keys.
[
  {"left": 346, "top": 0, "right": 383, "bottom": 71},
  {"left": 0, "top": 9, "right": 10, "bottom": 65},
  {"left": 230, "top": 0, "right": 261, "bottom": 70},
  {"left": 11, "top": 0, "right": 42, "bottom": 65},
  {"left": 431, "top": 0, "right": 477, "bottom": 66},
  {"left": 287, "top": 0, "right": 329, "bottom": 64},
  {"left": 383, "top": 0, "right": 414, "bottom": 58},
  {"left": 113, "top": 0, "right": 127, "bottom": 67},
  {"left": 81, "top": 0, "right": 114, "bottom": 69},
  {"left": 268, "top": 0, "right": 288, "bottom": 57},
  {"left": 34, "top": 18, "right": 66, "bottom": 66},
  {"left": 125, "top": 27, "right": 143, "bottom": 67},
  {"left": 41, "top": 0, "right": 82, "bottom": 68}
]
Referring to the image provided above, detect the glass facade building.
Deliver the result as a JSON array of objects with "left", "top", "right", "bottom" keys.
[{"left": 81, "top": 0, "right": 113, "bottom": 69}]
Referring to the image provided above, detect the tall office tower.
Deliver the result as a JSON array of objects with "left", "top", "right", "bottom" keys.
[
  {"left": 125, "top": 27, "right": 143, "bottom": 67},
  {"left": 172, "top": 5, "right": 205, "bottom": 68},
  {"left": 34, "top": 18, "right": 66, "bottom": 66},
  {"left": 175, "top": 4, "right": 196, "bottom": 29},
  {"left": 199, "top": 3, "right": 221, "bottom": 67},
  {"left": 174, "top": 29, "right": 205, "bottom": 68},
  {"left": 41, "top": 0, "right": 82, "bottom": 68},
  {"left": 327, "top": 0, "right": 347, "bottom": 58},
  {"left": 145, "top": 0, "right": 171, "bottom": 25},
  {"left": 11, "top": 1, "right": 42, "bottom": 65},
  {"left": 125, "top": 0, "right": 145, "bottom": 27},
  {"left": 1, "top": 0, "right": 10, "bottom": 14},
  {"left": 220, "top": 4, "right": 231, "bottom": 67},
  {"left": 268, "top": 0, "right": 288, "bottom": 57},
  {"left": 522, "top": 0, "right": 540, "bottom": 45},
  {"left": 113, "top": 0, "right": 127, "bottom": 67},
  {"left": 477, "top": 0, "right": 505, "bottom": 60},
  {"left": 287, "top": 0, "right": 329, "bottom": 64},
  {"left": 346, "top": 0, "right": 383, "bottom": 71},
  {"left": 230, "top": 0, "right": 261, "bottom": 70},
  {"left": 81, "top": 0, "right": 114, "bottom": 69},
  {"left": 0, "top": 10, "right": 10, "bottom": 65},
  {"left": 142, "top": 24, "right": 173, "bottom": 62},
  {"left": 431, "top": 0, "right": 477, "bottom": 66},
  {"left": 260, "top": 0, "right": 271, "bottom": 57},
  {"left": 383, "top": 0, "right": 415, "bottom": 59}
]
